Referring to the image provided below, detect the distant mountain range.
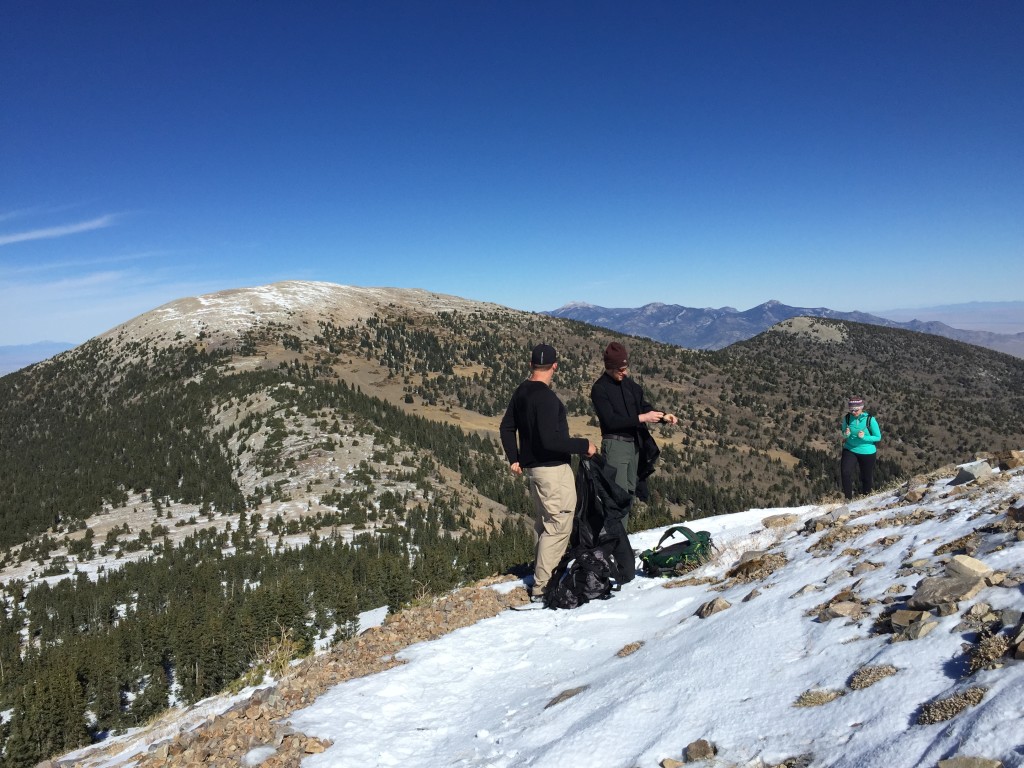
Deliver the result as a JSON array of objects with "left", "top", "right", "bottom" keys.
[
  {"left": 0, "top": 341, "right": 74, "bottom": 376},
  {"left": 545, "top": 299, "right": 1024, "bottom": 358}
]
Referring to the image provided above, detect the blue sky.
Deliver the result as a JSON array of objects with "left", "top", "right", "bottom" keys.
[{"left": 2, "top": 2, "right": 1022, "bottom": 345}]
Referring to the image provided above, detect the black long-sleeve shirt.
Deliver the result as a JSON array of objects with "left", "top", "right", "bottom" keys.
[
  {"left": 590, "top": 373, "right": 654, "bottom": 441},
  {"left": 499, "top": 380, "right": 589, "bottom": 468}
]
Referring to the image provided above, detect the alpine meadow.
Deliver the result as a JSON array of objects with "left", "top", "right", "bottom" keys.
[{"left": 1, "top": 281, "right": 1024, "bottom": 766}]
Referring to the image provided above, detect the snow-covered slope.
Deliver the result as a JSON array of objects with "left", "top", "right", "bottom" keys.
[{"left": 65, "top": 459, "right": 1024, "bottom": 768}]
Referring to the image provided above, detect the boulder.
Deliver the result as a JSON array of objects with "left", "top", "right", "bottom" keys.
[
  {"left": 890, "top": 609, "right": 931, "bottom": 629},
  {"left": 685, "top": 739, "right": 717, "bottom": 761},
  {"left": 819, "top": 601, "right": 863, "bottom": 622},
  {"left": 852, "top": 562, "right": 880, "bottom": 576},
  {"left": 903, "top": 487, "right": 926, "bottom": 503},
  {"left": 994, "top": 449, "right": 1024, "bottom": 470},
  {"left": 905, "top": 619, "right": 939, "bottom": 640},
  {"left": 1008, "top": 498, "right": 1024, "bottom": 524},
  {"left": 947, "top": 555, "right": 993, "bottom": 580},
  {"left": 825, "top": 569, "right": 852, "bottom": 585},
  {"left": 762, "top": 513, "right": 799, "bottom": 529},
  {"left": 948, "top": 461, "right": 993, "bottom": 486},
  {"left": 695, "top": 598, "right": 731, "bottom": 618},
  {"left": 907, "top": 576, "right": 986, "bottom": 610}
]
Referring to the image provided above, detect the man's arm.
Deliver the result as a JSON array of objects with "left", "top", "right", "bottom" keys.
[{"left": 498, "top": 400, "right": 519, "bottom": 464}]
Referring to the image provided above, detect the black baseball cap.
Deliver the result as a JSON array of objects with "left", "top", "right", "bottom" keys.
[{"left": 531, "top": 344, "right": 557, "bottom": 366}]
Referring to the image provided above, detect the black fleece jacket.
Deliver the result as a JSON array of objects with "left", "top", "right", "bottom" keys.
[
  {"left": 590, "top": 373, "right": 655, "bottom": 441},
  {"left": 499, "top": 380, "right": 589, "bottom": 468}
]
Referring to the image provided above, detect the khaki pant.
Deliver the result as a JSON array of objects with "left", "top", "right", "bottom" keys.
[{"left": 525, "top": 463, "right": 576, "bottom": 595}]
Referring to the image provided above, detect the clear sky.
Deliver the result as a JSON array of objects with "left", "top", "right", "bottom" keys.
[{"left": 2, "top": 2, "right": 1022, "bottom": 345}]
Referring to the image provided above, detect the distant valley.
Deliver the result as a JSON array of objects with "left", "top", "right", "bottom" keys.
[{"left": 546, "top": 299, "right": 1024, "bottom": 358}]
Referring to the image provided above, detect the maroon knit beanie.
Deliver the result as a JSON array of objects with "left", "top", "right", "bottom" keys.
[{"left": 603, "top": 342, "right": 628, "bottom": 370}]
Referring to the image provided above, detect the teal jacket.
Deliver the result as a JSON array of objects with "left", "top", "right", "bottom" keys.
[{"left": 843, "top": 412, "right": 881, "bottom": 455}]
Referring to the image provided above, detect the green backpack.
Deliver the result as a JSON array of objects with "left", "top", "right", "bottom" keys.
[{"left": 639, "top": 526, "right": 713, "bottom": 577}]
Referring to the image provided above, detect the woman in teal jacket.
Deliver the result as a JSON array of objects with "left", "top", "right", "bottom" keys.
[{"left": 841, "top": 397, "right": 881, "bottom": 499}]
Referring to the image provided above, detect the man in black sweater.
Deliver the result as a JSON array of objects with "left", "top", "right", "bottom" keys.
[
  {"left": 500, "top": 344, "right": 597, "bottom": 602},
  {"left": 590, "top": 342, "right": 677, "bottom": 578}
]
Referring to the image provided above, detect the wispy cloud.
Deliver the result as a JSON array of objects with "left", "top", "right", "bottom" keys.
[
  {"left": 0, "top": 250, "right": 162, "bottom": 278},
  {"left": 0, "top": 214, "right": 120, "bottom": 247}
]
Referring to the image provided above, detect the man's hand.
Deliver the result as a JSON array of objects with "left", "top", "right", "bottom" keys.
[
  {"left": 661, "top": 413, "right": 678, "bottom": 425},
  {"left": 509, "top": 462, "right": 523, "bottom": 475},
  {"left": 639, "top": 411, "right": 664, "bottom": 424},
  {"left": 586, "top": 441, "right": 598, "bottom": 458}
]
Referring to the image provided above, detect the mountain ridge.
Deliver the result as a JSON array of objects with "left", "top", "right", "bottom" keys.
[{"left": 546, "top": 299, "right": 1024, "bottom": 358}]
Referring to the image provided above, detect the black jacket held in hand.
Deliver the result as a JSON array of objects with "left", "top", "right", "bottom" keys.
[{"left": 545, "top": 456, "right": 636, "bottom": 609}]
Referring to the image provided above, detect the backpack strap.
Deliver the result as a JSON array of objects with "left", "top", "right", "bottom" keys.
[
  {"left": 845, "top": 411, "right": 872, "bottom": 429},
  {"left": 654, "top": 526, "right": 700, "bottom": 550}
]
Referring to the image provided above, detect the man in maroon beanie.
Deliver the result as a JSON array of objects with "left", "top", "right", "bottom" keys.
[{"left": 590, "top": 342, "right": 677, "bottom": 581}]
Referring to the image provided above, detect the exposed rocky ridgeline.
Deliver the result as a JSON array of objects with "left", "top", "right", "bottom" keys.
[{"left": 546, "top": 298, "right": 1024, "bottom": 357}]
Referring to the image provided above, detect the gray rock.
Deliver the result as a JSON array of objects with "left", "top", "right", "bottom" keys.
[
  {"left": 1009, "top": 498, "right": 1024, "bottom": 523},
  {"left": 891, "top": 609, "right": 931, "bottom": 628},
  {"left": 826, "top": 569, "right": 852, "bottom": 585},
  {"left": 947, "top": 555, "right": 993, "bottom": 579},
  {"left": 737, "top": 549, "right": 769, "bottom": 565},
  {"left": 905, "top": 619, "right": 939, "bottom": 640},
  {"left": 948, "top": 461, "right": 994, "bottom": 486},
  {"left": 819, "top": 601, "right": 863, "bottom": 622},
  {"left": 695, "top": 598, "right": 731, "bottom": 618},
  {"left": 907, "top": 576, "right": 986, "bottom": 610},
  {"left": 685, "top": 739, "right": 717, "bottom": 761}
]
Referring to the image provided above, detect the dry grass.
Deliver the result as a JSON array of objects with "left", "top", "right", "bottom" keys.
[
  {"left": 968, "top": 632, "right": 1011, "bottom": 674},
  {"left": 916, "top": 687, "right": 988, "bottom": 725},
  {"left": 545, "top": 685, "right": 590, "bottom": 709},
  {"left": 616, "top": 641, "right": 645, "bottom": 658},
  {"left": 661, "top": 575, "right": 721, "bottom": 590},
  {"left": 793, "top": 688, "right": 846, "bottom": 707},
  {"left": 848, "top": 664, "right": 898, "bottom": 690}
]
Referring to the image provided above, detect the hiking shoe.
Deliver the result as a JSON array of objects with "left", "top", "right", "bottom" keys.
[{"left": 530, "top": 593, "right": 545, "bottom": 604}]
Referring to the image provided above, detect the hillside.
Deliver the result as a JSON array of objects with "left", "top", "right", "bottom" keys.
[
  {"left": 59, "top": 454, "right": 1024, "bottom": 768},
  {"left": 546, "top": 299, "right": 1024, "bottom": 358},
  {"left": 2, "top": 281, "right": 1024, "bottom": 765}
]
